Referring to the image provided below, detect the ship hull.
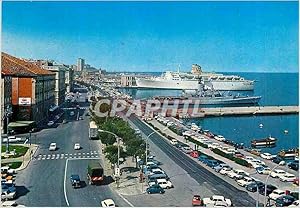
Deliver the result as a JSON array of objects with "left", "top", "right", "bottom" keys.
[
  {"left": 151, "top": 96, "right": 261, "bottom": 105},
  {"left": 136, "top": 78, "right": 254, "bottom": 91}
]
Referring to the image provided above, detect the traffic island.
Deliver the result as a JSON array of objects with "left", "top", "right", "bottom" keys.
[{"left": 1, "top": 144, "right": 38, "bottom": 171}]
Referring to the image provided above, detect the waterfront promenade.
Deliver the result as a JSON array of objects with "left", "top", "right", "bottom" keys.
[{"left": 178, "top": 105, "right": 299, "bottom": 118}]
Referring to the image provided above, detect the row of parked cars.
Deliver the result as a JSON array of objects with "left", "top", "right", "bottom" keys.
[
  {"left": 1, "top": 166, "right": 17, "bottom": 201},
  {"left": 143, "top": 156, "right": 174, "bottom": 194},
  {"left": 196, "top": 156, "right": 299, "bottom": 207}
]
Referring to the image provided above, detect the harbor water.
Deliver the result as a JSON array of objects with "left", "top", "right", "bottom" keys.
[{"left": 120, "top": 72, "right": 299, "bottom": 154}]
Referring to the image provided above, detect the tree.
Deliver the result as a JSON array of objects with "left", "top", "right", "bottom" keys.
[
  {"left": 99, "top": 132, "right": 116, "bottom": 145},
  {"left": 104, "top": 145, "right": 126, "bottom": 164}
]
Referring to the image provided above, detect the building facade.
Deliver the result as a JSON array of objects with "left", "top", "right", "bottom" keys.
[
  {"left": 120, "top": 75, "right": 135, "bottom": 87},
  {"left": 1, "top": 73, "right": 12, "bottom": 133},
  {"left": 42, "top": 65, "right": 66, "bottom": 106},
  {"left": 1, "top": 52, "right": 56, "bottom": 126},
  {"left": 77, "top": 58, "right": 85, "bottom": 72},
  {"left": 65, "top": 66, "right": 74, "bottom": 93}
]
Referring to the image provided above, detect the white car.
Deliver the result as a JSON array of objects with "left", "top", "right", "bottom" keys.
[
  {"left": 149, "top": 168, "right": 165, "bottom": 175},
  {"left": 49, "top": 143, "right": 57, "bottom": 151},
  {"left": 1, "top": 166, "right": 15, "bottom": 174},
  {"left": 214, "top": 135, "right": 225, "bottom": 141},
  {"left": 227, "top": 169, "right": 249, "bottom": 179},
  {"left": 203, "top": 195, "right": 232, "bottom": 207},
  {"left": 208, "top": 142, "right": 221, "bottom": 149},
  {"left": 219, "top": 167, "right": 232, "bottom": 175},
  {"left": 256, "top": 167, "right": 271, "bottom": 175},
  {"left": 260, "top": 153, "right": 275, "bottom": 160},
  {"left": 2, "top": 136, "right": 22, "bottom": 143},
  {"left": 270, "top": 169, "right": 286, "bottom": 178},
  {"left": 170, "top": 139, "right": 178, "bottom": 145},
  {"left": 237, "top": 177, "right": 254, "bottom": 187},
  {"left": 278, "top": 173, "right": 296, "bottom": 182},
  {"left": 156, "top": 179, "right": 173, "bottom": 189},
  {"left": 74, "top": 143, "right": 81, "bottom": 150},
  {"left": 269, "top": 189, "right": 285, "bottom": 200},
  {"left": 101, "top": 199, "right": 115, "bottom": 207},
  {"left": 1, "top": 190, "right": 16, "bottom": 200}
]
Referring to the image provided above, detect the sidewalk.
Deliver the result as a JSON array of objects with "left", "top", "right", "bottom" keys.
[{"left": 1, "top": 144, "right": 39, "bottom": 172}]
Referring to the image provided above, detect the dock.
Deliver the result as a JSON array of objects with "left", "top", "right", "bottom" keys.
[{"left": 180, "top": 105, "right": 299, "bottom": 118}]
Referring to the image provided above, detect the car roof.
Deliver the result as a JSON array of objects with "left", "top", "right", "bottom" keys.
[
  {"left": 156, "top": 178, "right": 167, "bottom": 182},
  {"left": 103, "top": 199, "right": 115, "bottom": 205},
  {"left": 212, "top": 195, "right": 225, "bottom": 200}
]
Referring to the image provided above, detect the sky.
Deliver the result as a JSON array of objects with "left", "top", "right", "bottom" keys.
[{"left": 1, "top": 1, "right": 299, "bottom": 72}]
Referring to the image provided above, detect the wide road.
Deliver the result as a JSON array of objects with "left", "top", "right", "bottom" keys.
[
  {"left": 15, "top": 95, "right": 129, "bottom": 207},
  {"left": 129, "top": 115, "right": 257, "bottom": 207}
]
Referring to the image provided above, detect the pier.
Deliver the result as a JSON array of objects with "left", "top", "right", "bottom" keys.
[{"left": 180, "top": 105, "right": 299, "bottom": 118}]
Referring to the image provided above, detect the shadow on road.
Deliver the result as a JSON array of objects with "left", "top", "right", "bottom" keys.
[
  {"left": 99, "top": 176, "right": 114, "bottom": 186},
  {"left": 15, "top": 185, "right": 30, "bottom": 199}
]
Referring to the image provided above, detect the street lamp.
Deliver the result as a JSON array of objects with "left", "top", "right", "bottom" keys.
[
  {"left": 3, "top": 106, "right": 12, "bottom": 154},
  {"left": 263, "top": 161, "right": 285, "bottom": 207},
  {"left": 98, "top": 129, "right": 120, "bottom": 170},
  {"left": 145, "top": 131, "right": 156, "bottom": 167}
]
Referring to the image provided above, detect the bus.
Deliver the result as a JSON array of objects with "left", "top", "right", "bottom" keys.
[{"left": 89, "top": 121, "right": 98, "bottom": 139}]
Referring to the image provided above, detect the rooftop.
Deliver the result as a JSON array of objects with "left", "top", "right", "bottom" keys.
[{"left": 1, "top": 52, "right": 55, "bottom": 77}]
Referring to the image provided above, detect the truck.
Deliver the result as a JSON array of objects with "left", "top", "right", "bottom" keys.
[
  {"left": 89, "top": 121, "right": 98, "bottom": 139},
  {"left": 87, "top": 161, "right": 104, "bottom": 185}
]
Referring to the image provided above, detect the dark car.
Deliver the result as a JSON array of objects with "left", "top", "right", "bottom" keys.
[
  {"left": 289, "top": 192, "right": 299, "bottom": 200},
  {"left": 198, "top": 155, "right": 209, "bottom": 163},
  {"left": 258, "top": 184, "right": 277, "bottom": 196},
  {"left": 246, "top": 181, "right": 265, "bottom": 192},
  {"left": 146, "top": 184, "right": 165, "bottom": 194},
  {"left": 272, "top": 156, "right": 285, "bottom": 164},
  {"left": 288, "top": 161, "right": 299, "bottom": 171},
  {"left": 275, "top": 195, "right": 295, "bottom": 207},
  {"left": 70, "top": 174, "right": 81, "bottom": 188},
  {"left": 206, "top": 160, "right": 220, "bottom": 168}
]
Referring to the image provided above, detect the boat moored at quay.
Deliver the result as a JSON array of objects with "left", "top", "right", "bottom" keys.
[
  {"left": 135, "top": 64, "right": 255, "bottom": 91},
  {"left": 251, "top": 136, "right": 277, "bottom": 147}
]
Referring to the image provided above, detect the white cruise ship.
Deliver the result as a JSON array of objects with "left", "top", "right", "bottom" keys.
[{"left": 135, "top": 64, "right": 254, "bottom": 91}]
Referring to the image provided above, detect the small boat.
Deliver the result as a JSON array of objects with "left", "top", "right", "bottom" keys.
[
  {"left": 251, "top": 136, "right": 277, "bottom": 147},
  {"left": 278, "top": 148, "right": 299, "bottom": 158}
]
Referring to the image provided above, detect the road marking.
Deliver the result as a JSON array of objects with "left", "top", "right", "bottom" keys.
[
  {"left": 51, "top": 154, "right": 55, "bottom": 159},
  {"left": 116, "top": 193, "right": 134, "bottom": 207},
  {"left": 87, "top": 153, "right": 89, "bottom": 155},
  {"left": 56, "top": 154, "right": 60, "bottom": 159},
  {"left": 74, "top": 153, "right": 77, "bottom": 156},
  {"left": 91, "top": 152, "right": 93, "bottom": 155},
  {"left": 78, "top": 153, "right": 81, "bottom": 155},
  {"left": 47, "top": 155, "right": 51, "bottom": 159},
  {"left": 83, "top": 153, "right": 85, "bottom": 155},
  {"left": 65, "top": 154, "right": 68, "bottom": 156}
]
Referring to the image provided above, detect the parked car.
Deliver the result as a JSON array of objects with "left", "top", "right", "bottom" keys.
[
  {"left": 1, "top": 187, "right": 16, "bottom": 200},
  {"left": 74, "top": 143, "right": 81, "bottom": 150},
  {"left": 49, "top": 143, "right": 57, "bottom": 151},
  {"left": 269, "top": 189, "right": 286, "bottom": 200},
  {"left": 202, "top": 195, "right": 232, "bottom": 207},
  {"left": 101, "top": 199, "right": 115, "bottom": 207},
  {"left": 156, "top": 179, "right": 173, "bottom": 189},
  {"left": 206, "top": 160, "right": 220, "bottom": 168},
  {"left": 47, "top": 121, "right": 55, "bottom": 127},
  {"left": 181, "top": 146, "right": 193, "bottom": 154},
  {"left": 256, "top": 166, "right": 271, "bottom": 175},
  {"left": 170, "top": 139, "right": 178, "bottom": 145},
  {"left": 288, "top": 200, "right": 300, "bottom": 207},
  {"left": 272, "top": 156, "right": 286, "bottom": 165},
  {"left": 192, "top": 195, "right": 203, "bottom": 206},
  {"left": 246, "top": 181, "right": 265, "bottom": 192},
  {"left": 279, "top": 173, "right": 296, "bottom": 182},
  {"left": 198, "top": 155, "right": 209, "bottom": 163},
  {"left": 149, "top": 168, "right": 165, "bottom": 175},
  {"left": 258, "top": 184, "right": 277, "bottom": 196},
  {"left": 227, "top": 169, "right": 249, "bottom": 180},
  {"left": 214, "top": 163, "right": 230, "bottom": 172},
  {"left": 214, "top": 135, "right": 225, "bottom": 141},
  {"left": 275, "top": 195, "right": 295, "bottom": 207},
  {"left": 260, "top": 153, "right": 275, "bottom": 160},
  {"left": 146, "top": 184, "right": 165, "bottom": 194},
  {"left": 270, "top": 169, "right": 286, "bottom": 178},
  {"left": 190, "top": 151, "right": 199, "bottom": 158},
  {"left": 70, "top": 174, "right": 81, "bottom": 188},
  {"left": 2, "top": 136, "right": 22, "bottom": 143},
  {"left": 237, "top": 177, "right": 254, "bottom": 187},
  {"left": 288, "top": 161, "right": 299, "bottom": 171},
  {"left": 219, "top": 167, "right": 232, "bottom": 175}
]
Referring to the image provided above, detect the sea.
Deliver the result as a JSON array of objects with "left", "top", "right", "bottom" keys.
[{"left": 119, "top": 72, "right": 299, "bottom": 154}]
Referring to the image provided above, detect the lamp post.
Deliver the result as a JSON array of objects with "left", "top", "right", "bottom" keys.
[
  {"left": 264, "top": 161, "right": 285, "bottom": 207},
  {"left": 145, "top": 131, "right": 155, "bottom": 167},
  {"left": 4, "top": 106, "right": 12, "bottom": 154},
  {"left": 98, "top": 129, "right": 120, "bottom": 170}
]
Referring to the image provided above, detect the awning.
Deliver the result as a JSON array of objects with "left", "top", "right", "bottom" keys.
[{"left": 8, "top": 121, "right": 36, "bottom": 128}]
